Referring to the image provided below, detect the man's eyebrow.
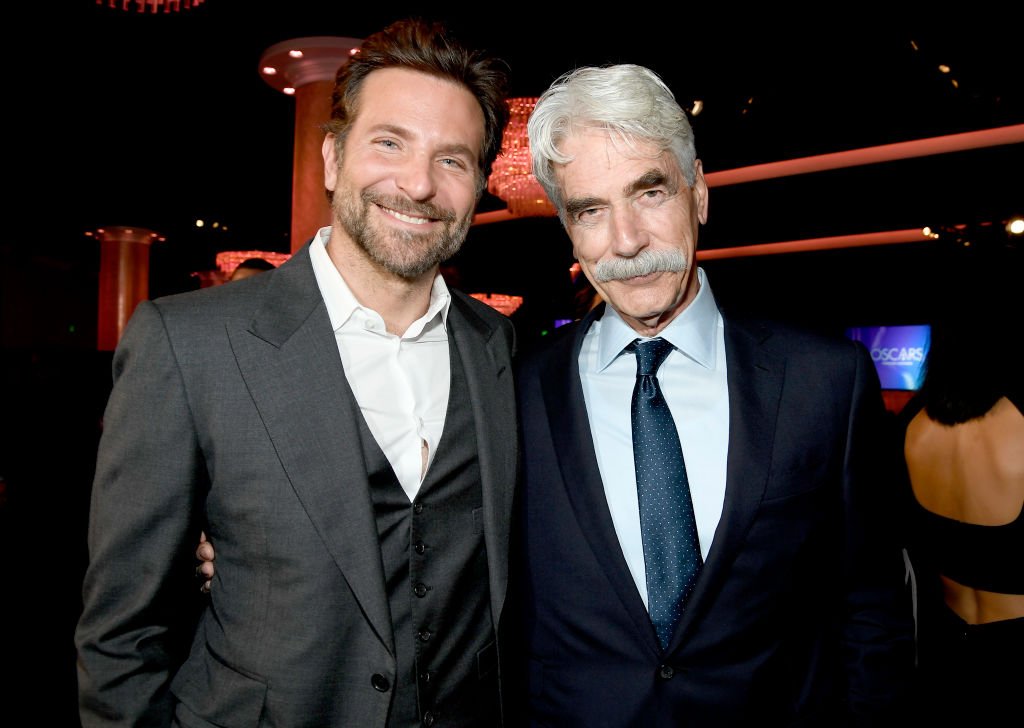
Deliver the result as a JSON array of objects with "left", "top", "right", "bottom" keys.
[
  {"left": 435, "top": 142, "right": 478, "bottom": 163},
  {"left": 624, "top": 169, "right": 672, "bottom": 197},
  {"left": 564, "top": 168, "right": 677, "bottom": 220},
  {"left": 367, "top": 123, "right": 478, "bottom": 162},
  {"left": 368, "top": 123, "right": 409, "bottom": 138},
  {"left": 564, "top": 196, "right": 604, "bottom": 220}
]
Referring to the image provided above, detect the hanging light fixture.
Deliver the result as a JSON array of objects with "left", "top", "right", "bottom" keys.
[
  {"left": 96, "top": 0, "right": 206, "bottom": 13},
  {"left": 487, "top": 97, "right": 556, "bottom": 218},
  {"left": 469, "top": 293, "right": 524, "bottom": 316},
  {"left": 215, "top": 250, "right": 291, "bottom": 278}
]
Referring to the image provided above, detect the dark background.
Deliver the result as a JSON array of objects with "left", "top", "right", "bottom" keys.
[{"left": 1, "top": 3, "right": 1022, "bottom": 724}]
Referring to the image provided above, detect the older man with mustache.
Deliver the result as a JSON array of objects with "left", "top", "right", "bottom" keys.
[{"left": 512, "top": 63, "right": 915, "bottom": 726}]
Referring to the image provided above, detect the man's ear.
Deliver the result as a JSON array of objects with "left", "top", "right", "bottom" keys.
[
  {"left": 323, "top": 133, "right": 339, "bottom": 192},
  {"left": 693, "top": 159, "right": 709, "bottom": 225}
]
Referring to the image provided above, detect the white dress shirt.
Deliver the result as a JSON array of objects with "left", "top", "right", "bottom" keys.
[
  {"left": 579, "top": 267, "right": 729, "bottom": 608},
  {"left": 310, "top": 227, "right": 451, "bottom": 501}
]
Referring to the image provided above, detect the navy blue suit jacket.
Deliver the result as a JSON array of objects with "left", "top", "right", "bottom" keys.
[{"left": 513, "top": 303, "right": 913, "bottom": 727}]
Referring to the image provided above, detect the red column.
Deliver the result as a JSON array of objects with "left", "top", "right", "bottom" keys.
[
  {"left": 95, "top": 226, "right": 158, "bottom": 351},
  {"left": 259, "top": 36, "right": 362, "bottom": 252}
]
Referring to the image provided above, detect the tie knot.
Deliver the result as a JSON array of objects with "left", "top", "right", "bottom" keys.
[{"left": 630, "top": 337, "right": 674, "bottom": 377}]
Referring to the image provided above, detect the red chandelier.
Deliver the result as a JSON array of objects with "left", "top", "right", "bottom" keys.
[
  {"left": 487, "top": 97, "right": 556, "bottom": 218},
  {"left": 96, "top": 0, "right": 206, "bottom": 12}
]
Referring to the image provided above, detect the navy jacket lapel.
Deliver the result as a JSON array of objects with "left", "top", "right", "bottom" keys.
[
  {"left": 541, "top": 305, "right": 661, "bottom": 649},
  {"left": 671, "top": 316, "right": 784, "bottom": 648}
]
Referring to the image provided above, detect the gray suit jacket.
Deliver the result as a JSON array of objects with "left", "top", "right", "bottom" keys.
[{"left": 75, "top": 243, "right": 519, "bottom": 727}]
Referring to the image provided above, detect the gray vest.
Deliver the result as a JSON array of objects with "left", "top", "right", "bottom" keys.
[{"left": 359, "top": 334, "right": 498, "bottom": 727}]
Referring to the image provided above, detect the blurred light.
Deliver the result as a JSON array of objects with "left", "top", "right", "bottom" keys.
[
  {"left": 1007, "top": 217, "right": 1024, "bottom": 236},
  {"left": 487, "top": 97, "right": 556, "bottom": 218},
  {"left": 196, "top": 219, "right": 205, "bottom": 227},
  {"left": 259, "top": 37, "right": 363, "bottom": 96},
  {"left": 690, "top": 100, "right": 704, "bottom": 116},
  {"left": 215, "top": 250, "right": 292, "bottom": 277},
  {"left": 96, "top": 0, "right": 205, "bottom": 12},
  {"left": 469, "top": 293, "right": 524, "bottom": 316},
  {"left": 938, "top": 64, "right": 951, "bottom": 73}
]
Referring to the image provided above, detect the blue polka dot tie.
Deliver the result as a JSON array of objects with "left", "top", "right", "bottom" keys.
[{"left": 629, "top": 337, "right": 702, "bottom": 650}]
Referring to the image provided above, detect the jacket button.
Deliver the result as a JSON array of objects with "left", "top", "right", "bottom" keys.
[
  {"left": 413, "top": 503, "right": 424, "bottom": 514},
  {"left": 414, "top": 583, "right": 429, "bottom": 598},
  {"left": 414, "top": 541, "right": 427, "bottom": 555},
  {"left": 658, "top": 665, "right": 674, "bottom": 679},
  {"left": 423, "top": 711, "right": 436, "bottom": 726},
  {"left": 371, "top": 673, "right": 390, "bottom": 692},
  {"left": 418, "top": 629, "right": 432, "bottom": 642}
]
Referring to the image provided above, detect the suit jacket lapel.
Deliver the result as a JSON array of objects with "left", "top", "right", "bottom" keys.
[
  {"left": 541, "top": 305, "right": 661, "bottom": 647},
  {"left": 672, "top": 315, "right": 784, "bottom": 647},
  {"left": 448, "top": 291, "right": 518, "bottom": 626},
  {"left": 227, "top": 244, "right": 394, "bottom": 651}
]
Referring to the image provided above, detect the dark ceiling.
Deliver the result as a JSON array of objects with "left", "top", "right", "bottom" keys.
[{"left": 13, "top": 4, "right": 1024, "bottom": 346}]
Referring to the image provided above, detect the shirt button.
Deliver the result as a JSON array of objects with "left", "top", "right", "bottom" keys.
[
  {"left": 414, "top": 541, "right": 427, "bottom": 555},
  {"left": 658, "top": 664, "right": 674, "bottom": 679},
  {"left": 413, "top": 503, "right": 424, "bottom": 514},
  {"left": 418, "top": 629, "right": 432, "bottom": 642},
  {"left": 414, "top": 583, "right": 429, "bottom": 598},
  {"left": 371, "top": 673, "right": 391, "bottom": 692}
]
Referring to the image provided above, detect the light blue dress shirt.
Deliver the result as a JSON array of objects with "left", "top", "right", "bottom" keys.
[{"left": 579, "top": 267, "right": 729, "bottom": 608}]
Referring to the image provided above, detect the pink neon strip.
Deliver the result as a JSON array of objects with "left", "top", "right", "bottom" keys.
[
  {"left": 696, "top": 229, "right": 929, "bottom": 260},
  {"left": 471, "top": 126, "right": 1021, "bottom": 257},
  {"left": 704, "top": 125, "right": 1024, "bottom": 187}
]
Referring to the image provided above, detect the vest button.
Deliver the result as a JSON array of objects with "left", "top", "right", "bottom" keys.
[
  {"left": 414, "top": 583, "right": 429, "bottom": 598},
  {"left": 414, "top": 541, "right": 427, "bottom": 555},
  {"left": 413, "top": 503, "right": 424, "bottom": 514},
  {"left": 418, "top": 629, "right": 432, "bottom": 642},
  {"left": 658, "top": 664, "right": 674, "bottom": 679},
  {"left": 371, "top": 673, "right": 390, "bottom": 692}
]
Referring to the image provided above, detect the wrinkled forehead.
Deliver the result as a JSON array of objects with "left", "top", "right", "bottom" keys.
[{"left": 555, "top": 128, "right": 681, "bottom": 195}]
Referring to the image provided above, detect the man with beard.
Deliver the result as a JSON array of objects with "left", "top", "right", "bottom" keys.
[{"left": 75, "top": 18, "right": 518, "bottom": 727}]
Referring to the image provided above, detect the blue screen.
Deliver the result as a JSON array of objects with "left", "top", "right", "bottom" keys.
[{"left": 845, "top": 324, "right": 931, "bottom": 391}]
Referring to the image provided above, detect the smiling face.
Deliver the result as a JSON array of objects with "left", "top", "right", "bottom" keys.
[
  {"left": 556, "top": 128, "right": 709, "bottom": 336},
  {"left": 322, "top": 67, "right": 485, "bottom": 281}
]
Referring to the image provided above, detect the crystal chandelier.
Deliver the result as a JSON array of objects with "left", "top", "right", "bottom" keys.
[
  {"left": 487, "top": 97, "right": 556, "bottom": 218},
  {"left": 216, "top": 250, "right": 291, "bottom": 278},
  {"left": 96, "top": 0, "right": 206, "bottom": 12},
  {"left": 469, "top": 293, "right": 524, "bottom": 316}
]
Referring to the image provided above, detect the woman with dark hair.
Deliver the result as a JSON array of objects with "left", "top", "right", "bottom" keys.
[{"left": 899, "top": 287, "right": 1023, "bottom": 720}]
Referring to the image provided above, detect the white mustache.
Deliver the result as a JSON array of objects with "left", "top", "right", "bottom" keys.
[{"left": 593, "top": 249, "right": 688, "bottom": 282}]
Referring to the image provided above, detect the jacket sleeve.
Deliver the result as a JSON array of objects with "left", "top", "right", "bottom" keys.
[{"left": 75, "top": 300, "right": 206, "bottom": 727}]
